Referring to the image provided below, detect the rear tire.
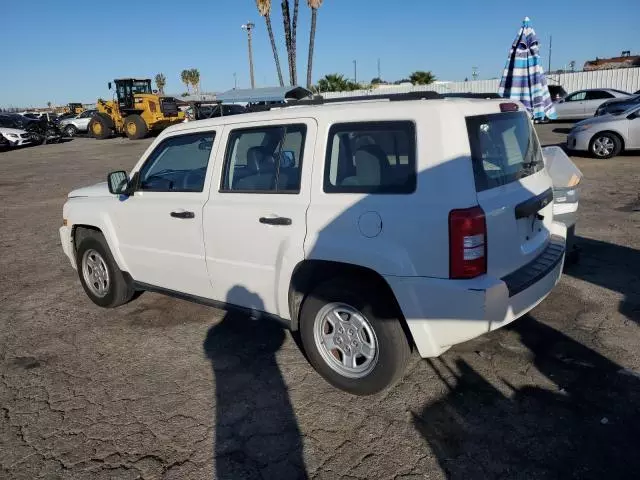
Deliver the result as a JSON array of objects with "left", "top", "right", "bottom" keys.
[
  {"left": 88, "top": 113, "right": 113, "bottom": 140},
  {"left": 124, "top": 114, "right": 148, "bottom": 140},
  {"left": 75, "top": 230, "right": 135, "bottom": 308},
  {"left": 299, "top": 278, "right": 411, "bottom": 395},
  {"left": 589, "top": 132, "right": 621, "bottom": 159}
]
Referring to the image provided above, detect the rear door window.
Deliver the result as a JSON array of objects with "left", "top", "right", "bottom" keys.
[
  {"left": 585, "top": 90, "right": 615, "bottom": 100},
  {"left": 466, "top": 111, "right": 543, "bottom": 192},
  {"left": 324, "top": 121, "right": 416, "bottom": 193},
  {"left": 221, "top": 124, "right": 307, "bottom": 193}
]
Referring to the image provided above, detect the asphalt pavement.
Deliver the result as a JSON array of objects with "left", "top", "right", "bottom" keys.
[{"left": 1, "top": 125, "right": 639, "bottom": 479}]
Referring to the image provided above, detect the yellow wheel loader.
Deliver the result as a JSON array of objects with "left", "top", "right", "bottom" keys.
[
  {"left": 64, "top": 103, "right": 85, "bottom": 115},
  {"left": 89, "top": 78, "right": 184, "bottom": 140}
]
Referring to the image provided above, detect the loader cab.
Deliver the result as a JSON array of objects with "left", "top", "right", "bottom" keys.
[{"left": 110, "top": 78, "right": 152, "bottom": 111}]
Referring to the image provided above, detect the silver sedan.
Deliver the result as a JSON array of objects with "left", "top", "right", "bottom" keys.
[
  {"left": 567, "top": 104, "right": 640, "bottom": 159},
  {"left": 554, "top": 89, "right": 630, "bottom": 120}
]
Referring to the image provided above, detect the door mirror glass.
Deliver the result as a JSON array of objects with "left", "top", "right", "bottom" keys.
[{"left": 108, "top": 170, "right": 129, "bottom": 194}]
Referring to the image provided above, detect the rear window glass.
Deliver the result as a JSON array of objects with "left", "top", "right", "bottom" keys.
[
  {"left": 466, "top": 111, "right": 544, "bottom": 192},
  {"left": 324, "top": 121, "right": 416, "bottom": 194}
]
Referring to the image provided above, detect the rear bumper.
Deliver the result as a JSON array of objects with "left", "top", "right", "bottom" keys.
[{"left": 386, "top": 229, "right": 566, "bottom": 358}]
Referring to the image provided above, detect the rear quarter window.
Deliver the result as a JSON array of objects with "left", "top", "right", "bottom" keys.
[
  {"left": 324, "top": 121, "right": 416, "bottom": 194},
  {"left": 466, "top": 111, "right": 544, "bottom": 192}
]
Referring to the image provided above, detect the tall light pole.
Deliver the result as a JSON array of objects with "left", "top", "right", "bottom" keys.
[
  {"left": 241, "top": 22, "right": 255, "bottom": 89},
  {"left": 353, "top": 60, "right": 357, "bottom": 84}
]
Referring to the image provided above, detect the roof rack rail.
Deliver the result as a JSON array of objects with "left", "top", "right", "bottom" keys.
[
  {"left": 286, "top": 90, "right": 442, "bottom": 106},
  {"left": 240, "top": 91, "right": 443, "bottom": 114}
]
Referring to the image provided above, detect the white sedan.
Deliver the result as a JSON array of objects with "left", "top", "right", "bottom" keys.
[
  {"left": 554, "top": 88, "right": 630, "bottom": 120},
  {"left": 0, "top": 127, "right": 33, "bottom": 147}
]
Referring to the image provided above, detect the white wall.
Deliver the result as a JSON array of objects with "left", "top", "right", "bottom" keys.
[{"left": 321, "top": 68, "right": 640, "bottom": 98}]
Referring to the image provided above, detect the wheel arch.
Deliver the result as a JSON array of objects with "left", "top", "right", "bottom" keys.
[
  {"left": 72, "top": 219, "right": 129, "bottom": 273},
  {"left": 288, "top": 259, "right": 413, "bottom": 343}
]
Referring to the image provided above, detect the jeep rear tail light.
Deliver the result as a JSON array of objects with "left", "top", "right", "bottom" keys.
[{"left": 449, "top": 206, "right": 487, "bottom": 279}]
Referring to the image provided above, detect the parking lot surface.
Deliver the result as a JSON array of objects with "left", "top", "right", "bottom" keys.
[{"left": 1, "top": 124, "right": 640, "bottom": 479}]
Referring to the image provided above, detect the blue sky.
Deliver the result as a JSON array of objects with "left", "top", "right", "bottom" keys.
[{"left": 3, "top": 0, "right": 639, "bottom": 107}]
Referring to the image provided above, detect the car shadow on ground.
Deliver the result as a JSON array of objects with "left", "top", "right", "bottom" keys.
[
  {"left": 565, "top": 236, "right": 640, "bottom": 325},
  {"left": 413, "top": 315, "right": 640, "bottom": 479},
  {"left": 202, "top": 286, "right": 308, "bottom": 479},
  {"left": 552, "top": 127, "right": 572, "bottom": 134}
]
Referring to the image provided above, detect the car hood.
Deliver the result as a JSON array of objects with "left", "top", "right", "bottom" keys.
[
  {"left": 0, "top": 127, "right": 27, "bottom": 135},
  {"left": 68, "top": 181, "right": 110, "bottom": 198}
]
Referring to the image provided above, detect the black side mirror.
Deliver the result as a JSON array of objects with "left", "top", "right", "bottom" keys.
[
  {"left": 108, "top": 82, "right": 112, "bottom": 90},
  {"left": 108, "top": 171, "right": 129, "bottom": 195}
]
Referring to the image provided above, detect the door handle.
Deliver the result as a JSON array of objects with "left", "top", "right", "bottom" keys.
[
  {"left": 259, "top": 216, "right": 292, "bottom": 226},
  {"left": 170, "top": 210, "right": 195, "bottom": 219}
]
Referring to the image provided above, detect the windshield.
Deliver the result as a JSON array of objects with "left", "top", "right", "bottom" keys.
[
  {"left": 132, "top": 81, "right": 152, "bottom": 94},
  {"left": 466, "top": 111, "right": 544, "bottom": 192}
]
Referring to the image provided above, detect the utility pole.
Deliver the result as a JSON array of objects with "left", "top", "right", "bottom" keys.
[
  {"left": 241, "top": 22, "right": 255, "bottom": 89},
  {"left": 548, "top": 35, "right": 552, "bottom": 73},
  {"left": 353, "top": 60, "right": 357, "bottom": 84},
  {"left": 233, "top": 72, "right": 237, "bottom": 89},
  {"left": 377, "top": 58, "right": 381, "bottom": 80}
]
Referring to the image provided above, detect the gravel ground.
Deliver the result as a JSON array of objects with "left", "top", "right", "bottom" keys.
[{"left": 1, "top": 124, "right": 639, "bottom": 480}]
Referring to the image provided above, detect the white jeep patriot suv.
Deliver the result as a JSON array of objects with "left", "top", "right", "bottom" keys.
[{"left": 60, "top": 94, "right": 566, "bottom": 395}]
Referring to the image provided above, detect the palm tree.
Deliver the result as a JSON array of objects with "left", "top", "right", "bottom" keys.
[
  {"left": 306, "top": 0, "right": 322, "bottom": 88},
  {"left": 317, "top": 73, "right": 350, "bottom": 92},
  {"left": 256, "top": 0, "right": 284, "bottom": 86},
  {"left": 181, "top": 70, "right": 191, "bottom": 94},
  {"left": 281, "top": 0, "right": 294, "bottom": 85},
  {"left": 189, "top": 68, "right": 201, "bottom": 94},
  {"left": 155, "top": 73, "right": 166, "bottom": 94},
  {"left": 46, "top": 101, "right": 52, "bottom": 110},
  {"left": 409, "top": 70, "right": 436, "bottom": 85}
]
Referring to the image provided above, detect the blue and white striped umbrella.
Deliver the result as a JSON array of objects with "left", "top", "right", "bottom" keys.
[{"left": 499, "top": 17, "right": 557, "bottom": 120}]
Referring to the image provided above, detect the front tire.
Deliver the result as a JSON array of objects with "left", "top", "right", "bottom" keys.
[
  {"left": 299, "top": 278, "right": 411, "bottom": 395},
  {"left": 124, "top": 115, "right": 148, "bottom": 140},
  {"left": 75, "top": 231, "right": 135, "bottom": 308},
  {"left": 64, "top": 125, "right": 78, "bottom": 137},
  {"left": 88, "top": 113, "right": 113, "bottom": 140},
  {"left": 590, "top": 132, "right": 621, "bottom": 159}
]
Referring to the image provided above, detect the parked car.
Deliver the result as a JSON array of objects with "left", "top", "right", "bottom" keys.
[
  {"left": 0, "top": 114, "right": 62, "bottom": 144},
  {"left": 60, "top": 96, "right": 567, "bottom": 394},
  {"left": 567, "top": 104, "right": 640, "bottom": 158},
  {"left": 595, "top": 94, "right": 640, "bottom": 116},
  {"left": 59, "top": 109, "right": 96, "bottom": 137},
  {"left": 553, "top": 89, "right": 630, "bottom": 120},
  {"left": 548, "top": 85, "right": 567, "bottom": 102},
  {"left": 0, "top": 126, "right": 33, "bottom": 147}
]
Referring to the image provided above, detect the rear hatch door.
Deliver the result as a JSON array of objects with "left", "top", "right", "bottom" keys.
[{"left": 466, "top": 110, "right": 555, "bottom": 278}]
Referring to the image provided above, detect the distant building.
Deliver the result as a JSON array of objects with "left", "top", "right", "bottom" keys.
[{"left": 584, "top": 51, "right": 640, "bottom": 71}]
